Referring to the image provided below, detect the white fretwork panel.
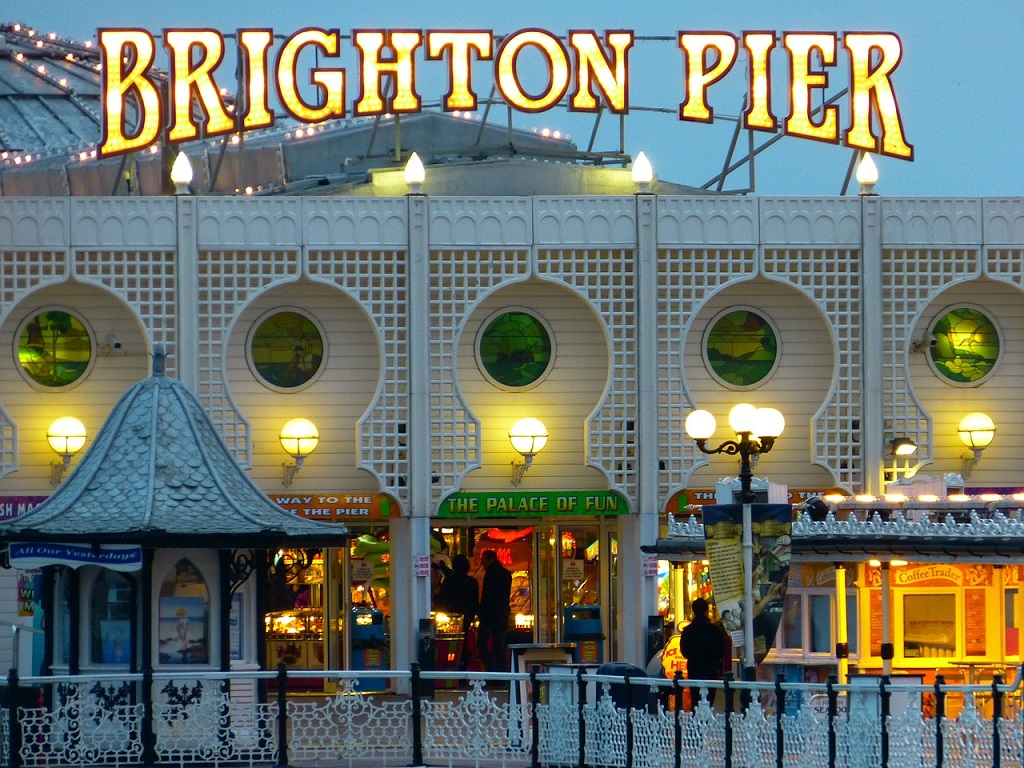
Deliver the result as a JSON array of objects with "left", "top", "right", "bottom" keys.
[
  {"left": 533, "top": 197, "right": 637, "bottom": 245},
  {"left": 198, "top": 249, "right": 301, "bottom": 463},
  {"left": 196, "top": 198, "right": 305, "bottom": 247},
  {"left": 657, "top": 248, "right": 758, "bottom": 504},
  {"left": 430, "top": 250, "right": 529, "bottom": 497},
  {"left": 538, "top": 248, "right": 637, "bottom": 497},
  {"left": 987, "top": 248, "right": 1024, "bottom": 288},
  {"left": 760, "top": 198, "right": 863, "bottom": 246},
  {"left": 304, "top": 198, "right": 410, "bottom": 247},
  {"left": 75, "top": 250, "right": 178, "bottom": 376},
  {"left": 429, "top": 198, "right": 532, "bottom": 247},
  {"left": 881, "top": 248, "right": 980, "bottom": 480},
  {"left": 764, "top": 248, "right": 863, "bottom": 491},
  {"left": 881, "top": 199, "right": 983, "bottom": 246},
  {"left": 70, "top": 197, "right": 178, "bottom": 247},
  {"left": 0, "top": 249, "right": 68, "bottom": 477},
  {"left": 983, "top": 199, "right": 1024, "bottom": 245},
  {"left": 657, "top": 196, "right": 760, "bottom": 246},
  {"left": 307, "top": 249, "right": 408, "bottom": 503},
  {"left": 0, "top": 199, "right": 71, "bottom": 247}
]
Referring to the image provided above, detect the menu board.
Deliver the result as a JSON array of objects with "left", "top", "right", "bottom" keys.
[{"left": 964, "top": 589, "right": 986, "bottom": 656}]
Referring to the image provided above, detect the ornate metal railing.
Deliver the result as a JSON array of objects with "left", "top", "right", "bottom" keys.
[{"left": 1, "top": 665, "right": 1021, "bottom": 768}]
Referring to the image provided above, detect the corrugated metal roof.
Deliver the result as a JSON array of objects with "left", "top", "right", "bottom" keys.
[{"left": 0, "top": 346, "right": 349, "bottom": 547}]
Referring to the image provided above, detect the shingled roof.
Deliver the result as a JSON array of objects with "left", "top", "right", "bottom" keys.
[{"left": 0, "top": 347, "right": 348, "bottom": 547}]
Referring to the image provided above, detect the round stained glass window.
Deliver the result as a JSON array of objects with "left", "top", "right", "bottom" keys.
[
  {"left": 928, "top": 307, "right": 999, "bottom": 384},
  {"left": 17, "top": 309, "right": 93, "bottom": 388},
  {"left": 248, "top": 310, "right": 325, "bottom": 390},
  {"left": 477, "top": 310, "right": 553, "bottom": 388},
  {"left": 703, "top": 308, "right": 779, "bottom": 388}
]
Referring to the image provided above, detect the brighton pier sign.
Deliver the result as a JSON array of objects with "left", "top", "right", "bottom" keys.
[{"left": 99, "top": 28, "right": 913, "bottom": 161}]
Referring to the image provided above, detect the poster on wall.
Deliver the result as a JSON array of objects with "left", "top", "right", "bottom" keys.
[
  {"left": 702, "top": 503, "right": 792, "bottom": 664},
  {"left": 158, "top": 597, "right": 208, "bottom": 664}
]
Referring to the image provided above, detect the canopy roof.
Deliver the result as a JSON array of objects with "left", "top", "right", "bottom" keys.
[{"left": 0, "top": 347, "right": 348, "bottom": 547}]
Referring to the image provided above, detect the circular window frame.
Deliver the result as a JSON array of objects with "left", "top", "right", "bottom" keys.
[
  {"left": 245, "top": 307, "right": 328, "bottom": 393},
  {"left": 701, "top": 306, "right": 781, "bottom": 390},
  {"left": 924, "top": 304, "right": 1001, "bottom": 387},
  {"left": 14, "top": 306, "right": 96, "bottom": 391},
  {"left": 474, "top": 307, "right": 556, "bottom": 391}
]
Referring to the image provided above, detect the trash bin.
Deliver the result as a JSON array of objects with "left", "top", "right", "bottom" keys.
[
  {"left": 596, "top": 662, "right": 653, "bottom": 710},
  {"left": 351, "top": 607, "right": 388, "bottom": 691},
  {"left": 563, "top": 604, "right": 604, "bottom": 664}
]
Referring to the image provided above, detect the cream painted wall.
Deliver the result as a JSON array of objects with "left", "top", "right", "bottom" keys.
[
  {"left": 224, "top": 278, "right": 382, "bottom": 491},
  {"left": 457, "top": 278, "right": 610, "bottom": 491},
  {"left": 0, "top": 284, "right": 150, "bottom": 494},
  {"left": 682, "top": 276, "right": 839, "bottom": 491},
  {"left": 907, "top": 276, "right": 1024, "bottom": 488}
]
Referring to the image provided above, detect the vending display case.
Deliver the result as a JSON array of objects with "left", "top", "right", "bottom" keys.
[{"left": 266, "top": 608, "right": 325, "bottom": 669}]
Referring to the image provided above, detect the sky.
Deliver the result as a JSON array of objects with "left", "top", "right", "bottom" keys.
[{"left": 12, "top": 0, "right": 1024, "bottom": 196}]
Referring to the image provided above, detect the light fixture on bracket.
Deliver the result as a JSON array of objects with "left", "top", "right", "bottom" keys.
[
  {"left": 509, "top": 417, "right": 547, "bottom": 486},
  {"left": 279, "top": 418, "right": 320, "bottom": 487},
  {"left": 47, "top": 416, "right": 87, "bottom": 486},
  {"left": 958, "top": 412, "right": 995, "bottom": 478},
  {"left": 889, "top": 437, "right": 918, "bottom": 457}
]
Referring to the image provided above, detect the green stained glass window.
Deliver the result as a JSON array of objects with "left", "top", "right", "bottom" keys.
[
  {"left": 18, "top": 310, "right": 92, "bottom": 388},
  {"left": 249, "top": 310, "right": 324, "bottom": 389},
  {"left": 929, "top": 307, "right": 999, "bottom": 384},
  {"left": 704, "top": 309, "right": 778, "bottom": 387},
  {"left": 478, "top": 310, "right": 552, "bottom": 388}
]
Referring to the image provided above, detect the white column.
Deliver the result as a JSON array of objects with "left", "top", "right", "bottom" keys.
[
  {"left": 617, "top": 191, "right": 660, "bottom": 666},
  {"left": 860, "top": 195, "right": 884, "bottom": 494},
  {"left": 390, "top": 192, "right": 434, "bottom": 693},
  {"left": 175, "top": 195, "right": 199, "bottom": 391}
]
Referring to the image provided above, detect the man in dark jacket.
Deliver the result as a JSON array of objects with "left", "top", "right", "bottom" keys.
[
  {"left": 437, "top": 554, "right": 479, "bottom": 670},
  {"left": 680, "top": 597, "right": 728, "bottom": 709},
  {"left": 477, "top": 549, "right": 513, "bottom": 673}
]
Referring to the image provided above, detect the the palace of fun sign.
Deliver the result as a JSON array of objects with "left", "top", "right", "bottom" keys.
[{"left": 98, "top": 28, "right": 913, "bottom": 162}]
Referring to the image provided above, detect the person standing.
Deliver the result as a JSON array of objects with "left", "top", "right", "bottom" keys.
[
  {"left": 437, "top": 554, "right": 480, "bottom": 669},
  {"left": 679, "top": 597, "right": 728, "bottom": 709},
  {"left": 476, "top": 549, "right": 513, "bottom": 674}
]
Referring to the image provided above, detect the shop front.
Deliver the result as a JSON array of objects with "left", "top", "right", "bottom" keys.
[
  {"left": 434, "top": 490, "right": 628, "bottom": 670},
  {"left": 266, "top": 494, "right": 397, "bottom": 691}
]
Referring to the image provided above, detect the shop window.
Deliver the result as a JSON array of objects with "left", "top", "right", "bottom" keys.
[
  {"left": 927, "top": 306, "right": 999, "bottom": 384},
  {"left": 476, "top": 309, "right": 554, "bottom": 389},
  {"left": 247, "top": 309, "right": 325, "bottom": 391},
  {"left": 16, "top": 308, "right": 93, "bottom": 388},
  {"left": 776, "top": 590, "right": 857, "bottom": 660},
  {"left": 1006, "top": 589, "right": 1018, "bottom": 657},
  {"left": 703, "top": 308, "right": 779, "bottom": 388},
  {"left": 89, "top": 571, "right": 133, "bottom": 665},
  {"left": 158, "top": 559, "right": 210, "bottom": 665},
  {"left": 902, "top": 593, "right": 956, "bottom": 658}
]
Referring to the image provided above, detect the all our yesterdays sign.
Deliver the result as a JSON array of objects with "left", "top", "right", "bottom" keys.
[{"left": 98, "top": 28, "right": 913, "bottom": 161}]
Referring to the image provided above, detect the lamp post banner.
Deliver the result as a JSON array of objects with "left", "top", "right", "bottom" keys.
[{"left": 703, "top": 503, "right": 792, "bottom": 664}]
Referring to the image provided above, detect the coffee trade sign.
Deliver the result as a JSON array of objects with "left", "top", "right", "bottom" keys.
[{"left": 98, "top": 28, "right": 912, "bottom": 161}]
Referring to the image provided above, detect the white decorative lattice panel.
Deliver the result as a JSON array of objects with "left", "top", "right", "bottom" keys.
[
  {"left": 429, "top": 249, "right": 529, "bottom": 497},
  {"left": 538, "top": 247, "right": 637, "bottom": 497},
  {"left": 764, "top": 247, "right": 863, "bottom": 490},
  {"left": 198, "top": 249, "right": 301, "bottom": 463},
  {"left": 75, "top": 250, "right": 177, "bottom": 376},
  {"left": 307, "top": 248, "right": 408, "bottom": 503},
  {"left": 656, "top": 246, "right": 758, "bottom": 501},
  {"left": 881, "top": 247, "right": 980, "bottom": 480}
]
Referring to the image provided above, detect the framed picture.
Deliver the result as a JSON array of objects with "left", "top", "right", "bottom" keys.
[
  {"left": 101, "top": 620, "right": 131, "bottom": 664},
  {"left": 230, "top": 593, "right": 244, "bottom": 661},
  {"left": 158, "top": 596, "right": 208, "bottom": 664}
]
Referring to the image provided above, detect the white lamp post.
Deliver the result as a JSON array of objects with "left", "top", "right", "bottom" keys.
[{"left": 684, "top": 403, "right": 785, "bottom": 682}]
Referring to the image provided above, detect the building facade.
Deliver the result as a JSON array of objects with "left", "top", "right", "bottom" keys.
[{"left": 1, "top": 179, "right": 1022, "bottom": 685}]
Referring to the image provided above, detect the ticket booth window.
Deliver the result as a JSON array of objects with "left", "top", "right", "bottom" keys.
[
  {"left": 1005, "top": 588, "right": 1018, "bottom": 657},
  {"left": 89, "top": 570, "right": 133, "bottom": 665}
]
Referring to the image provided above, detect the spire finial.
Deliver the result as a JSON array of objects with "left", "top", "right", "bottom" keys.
[{"left": 152, "top": 344, "right": 166, "bottom": 376}]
